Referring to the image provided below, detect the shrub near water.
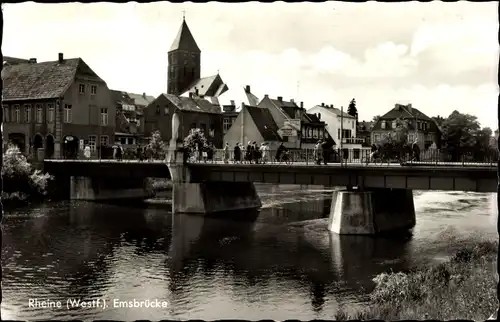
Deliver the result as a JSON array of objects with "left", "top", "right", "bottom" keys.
[
  {"left": 336, "top": 241, "right": 498, "bottom": 320},
  {"left": 2, "top": 144, "right": 53, "bottom": 202}
]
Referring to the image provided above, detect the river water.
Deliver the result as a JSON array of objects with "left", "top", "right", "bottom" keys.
[{"left": 1, "top": 185, "right": 498, "bottom": 320}]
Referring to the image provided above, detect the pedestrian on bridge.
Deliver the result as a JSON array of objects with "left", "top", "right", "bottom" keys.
[
  {"left": 245, "top": 141, "right": 253, "bottom": 164},
  {"left": 207, "top": 143, "right": 214, "bottom": 163},
  {"left": 412, "top": 140, "right": 421, "bottom": 162},
  {"left": 261, "top": 142, "right": 269, "bottom": 164},
  {"left": 314, "top": 140, "right": 323, "bottom": 165},
  {"left": 252, "top": 141, "right": 261, "bottom": 164},
  {"left": 234, "top": 143, "right": 242, "bottom": 163},
  {"left": 223, "top": 142, "right": 230, "bottom": 164}
]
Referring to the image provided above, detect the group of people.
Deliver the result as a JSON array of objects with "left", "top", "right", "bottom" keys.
[
  {"left": 223, "top": 141, "right": 272, "bottom": 164},
  {"left": 313, "top": 140, "right": 333, "bottom": 165},
  {"left": 369, "top": 140, "right": 421, "bottom": 163},
  {"left": 190, "top": 142, "right": 217, "bottom": 162}
]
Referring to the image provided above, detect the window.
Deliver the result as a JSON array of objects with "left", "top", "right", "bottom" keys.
[
  {"left": 190, "top": 122, "right": 197, "bottom": 129},
  {"left": 127, "top": 138, "right": 134, "bottom": 145},
  {"left": 47, "top": 104, "right": 55, "bottom": 123},
  {"left": 100, "top": 108, "right": 108, "bottom": 125},
  {"left": 164, "top": 107, "right": 169, "bottom": 115},
  {"left": 184, "top": 60, "right": 188, "bottom": 65},
  {"left": 381, "top": 121, "right": 386, "bottom": 129},
  {"left": 24, "top": 104, "right": 32, "bottom": 123},
  {"left": 79, "top": 84, "right": 85, "bottom": 94},
  {"left": 13, "top": 105, "right": 20, "bottom": 122},
  {"left": 120, "top": 137, "right": 127, "bottom": 145},
  {"left": 64, "top": 104, "right": 72, "bottom": 123},
  {"left": 200, "top": 123, "right": 207, "bottom": 134},
  {"left": 91, "top": 85, "right": 97, "bottom": 95},
  {"left": 392, "top": 121, "right": 397, "bottom": 129},
  {"left": 3, "top": 105, "right": 9, "bottom": 122},
  {"left": 88, "top": 135, "right": 97, "bottom": 151},
  {"left": 100, "top": 135, "right": 109, "bottom": 147},
  {"left": 36, "top": 104, "right": 43, "bottom": 123},
  {"left": 223, "top": 118, "right": 231, "bottom": 133},
  {"left": 156, "top": 105, "right": 160, "bottom": 114}
]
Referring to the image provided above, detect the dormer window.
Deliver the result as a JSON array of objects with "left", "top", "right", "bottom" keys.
[
  {"left": 79, "top": 84, "right": 85, "bottom": 94},
  {"left": 381, "top": 120, "right": 386, "bottom": 129}
]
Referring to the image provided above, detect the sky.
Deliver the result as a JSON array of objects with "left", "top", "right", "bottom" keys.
[{"left": 3, "top": 2, "right": 499, "bottom": 129}]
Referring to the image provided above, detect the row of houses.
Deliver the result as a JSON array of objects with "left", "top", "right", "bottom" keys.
[{"left": 2, "top": 17, "right": 442, "bottom": 160}]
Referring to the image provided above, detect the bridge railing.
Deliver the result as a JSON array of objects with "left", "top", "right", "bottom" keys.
[{"left": 43, "top": 147, "right": 499, "bottom": 167}]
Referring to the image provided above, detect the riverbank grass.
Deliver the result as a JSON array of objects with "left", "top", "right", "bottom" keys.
[{"left": 336, "top": 241, "right": 498, "bottom": 320}]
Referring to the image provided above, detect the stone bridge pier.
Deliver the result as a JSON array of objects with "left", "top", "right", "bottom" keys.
[
  {"left": 167, "top": 112, "right": 261, "bottom": 215},
  {"left": 328, "top": 187, "right": 416, "bottom": 235}
]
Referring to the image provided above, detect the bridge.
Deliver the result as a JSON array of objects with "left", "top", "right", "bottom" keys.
[{"left": 42, "top": 112, "right": 499, "bottom": 236}]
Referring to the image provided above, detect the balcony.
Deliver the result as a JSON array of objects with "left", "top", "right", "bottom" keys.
[{"left": 341, "top": 137, "right": 365, "bottom": 144}]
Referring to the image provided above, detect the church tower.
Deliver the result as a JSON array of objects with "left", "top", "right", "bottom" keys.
[{"left": 167, "top": 17, "right": 201, "bottom": 96}]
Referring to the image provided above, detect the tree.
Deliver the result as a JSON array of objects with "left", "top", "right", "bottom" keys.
[
  {"left": 183, "top": 128, "right": 207, "bottom": 152},
  {"left": 372, "top": 115, "right": 381, "bottom": 124},
  {"left": 347, "top": 98, "right": 358, "bottom": 118},
  {"left": 441, "top": 110, "right": 480, "bottom": 161},
  {"left": 2, "top": 144, "right": 53, "bottom": 200},
  {"left": 147, "top": 130, "right": 166, "bottom": 159},
  {"left": 377, "top": 118, "right": 410, "bottom": 159}
]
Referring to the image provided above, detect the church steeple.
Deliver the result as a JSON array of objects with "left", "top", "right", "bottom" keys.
[
  {"left": 167, "top": 18, "right": 201, "bottom": 95},
  {"left": 169, "top": 19, "right": 200, "bottom": 53}
]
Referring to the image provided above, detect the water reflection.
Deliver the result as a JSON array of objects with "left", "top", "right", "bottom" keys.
[{"left": 1, "top": 188, "right": 497, "bottom": 320}]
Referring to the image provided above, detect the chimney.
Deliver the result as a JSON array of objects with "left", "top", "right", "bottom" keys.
[
  {"left": 264, "top": 94, "right": 269, "bottom": 98},
  {"left": 195, "top": 88, "right": 199, "bottom": 96},
  {"left": 189, "top": 92, "right": 193, "bottom": 99},
  {"left": 142, "top": 92, "right": 146, "bottom": 98},
  {"left": 29, "top": 58, "right": 37, "bottom": 64},
  {"left": 330, "top": 104, "right": 333, "bottom": 108},
  {"left": 230, "top": 100, "right": 235, "bottom": 106},
  {"left": 245, "top": 85, "right": 251, "bottom": 93},
  {"left": 318, "top": 113, "right": 321, "bottom": 120},
  {"left": 277, "top": 96, "right": 283, "bottom": 102},
  {"left": 290, "top": 98, "right": 294, "bottom": 103},
  {"left": 321, "top": 103, "right": 324, "bottom": 107},
  {"left": 58, "top": 53, "right": 64, "bottom": 63},
  {"left": 300, "top": 101, "right": 304, "bottom": 109}
]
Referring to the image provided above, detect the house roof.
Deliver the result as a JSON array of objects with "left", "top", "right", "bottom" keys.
[
  {"left": 358, "top": 121, "right": 374, "bottom": 131},
  {"left": 110, "top": 90, "right": 135, "bottom": 105},
  {"left": 309, "top": 105, "right": 354, "bottom": 119},
  {"left": 2, "top": 58, "right": 96, "bottom": 101},
  {"left": 371, "top": 104, "right": 440, "bottom": 133},
  {"left": 3, "top": 56, "right": 30, "bottom": 65},
  {"left": 159, "top": 93, "right": 221, "bottom": 114},
  {"left": 127, "top": 92, "right": 155, "bottom": 107},
  {"left": 246, "top": 105, "right": 282, "bottom": 142},
  {"left": 305, "top": 113, "right": 322, "bottom": 123},
  {"left": 169, "top": 19, "right": 200, "bottom": 52},
  {"left": 217, "top": 85, "right": 260, "bottom": 110},
  {"left": 182, "top": 74, "right": 228, "bottom": 98}
]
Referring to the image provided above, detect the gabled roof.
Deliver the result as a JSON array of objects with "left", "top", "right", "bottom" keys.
[
  {"left": 110, "top": 90, "right": 135, "bottom": 105},
  {"left": 246, "top": 105, "right": 282, "bottom": 142},
  {"left": 169, "top": 19, "right": 200, "bottom": 52},
  {"left": 270, "top": 98, "right": 300, "bottom": 119},
  {"left": 371, "top": 104, "right": 440, "bottom": 133},
  {"left": 2, "top": 58, "right": 103, "bottom": 101},
  {"left": 158, "top": 93, "right": 221, "bottom": 114},
  {"left": 182, "top": 74, "right": 228, "bottom": 98}
]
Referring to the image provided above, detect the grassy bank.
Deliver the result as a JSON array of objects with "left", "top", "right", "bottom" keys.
[{"left": 336, "top": 240, "right": 498, "bottom": 320}]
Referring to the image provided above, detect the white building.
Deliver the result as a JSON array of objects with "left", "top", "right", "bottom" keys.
[{"left": 308, "top": 103, "right": 370, "bottom": 160}]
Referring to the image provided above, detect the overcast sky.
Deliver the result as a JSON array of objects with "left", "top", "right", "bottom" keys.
[{"left": 3, "top": 2, "right": 498, "bottom": 129}]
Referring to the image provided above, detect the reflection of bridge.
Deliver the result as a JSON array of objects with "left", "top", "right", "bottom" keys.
[{"left": 44, "top": 152, "right": 497, "bottom": 235}]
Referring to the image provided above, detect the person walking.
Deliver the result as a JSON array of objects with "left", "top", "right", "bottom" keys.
[
  {"left": 207, "top": 143, "right": 214, "bottom": 162},
  {"left": 84, "top": 145, "right": 91, "bottom": 159},
  {"left": 412, "top": 139, "right": 421, "bottom": 161},
  {"left": 234, "top": 143, "right": 241, "bottom": 163},
  {"left": 223, "top": 142, "right": 230, "bottom": 164},
  {"left": 314, "top": 140, "right": 322, "bottom": 165},
  {"left": 246, "top": 141, "right": 253, "bottom": 164},
  {"left": 261, "top": 142, "right": 269, "bottom": 164},
  {"left": 252, "top": 141, "right": 260, "bottom": 164}
]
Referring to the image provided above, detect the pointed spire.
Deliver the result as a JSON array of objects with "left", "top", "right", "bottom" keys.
[{"left": 169, "top": 18, "right": 200, "bottom": 53}]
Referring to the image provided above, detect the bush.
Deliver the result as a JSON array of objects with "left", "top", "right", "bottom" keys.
[
  {"left": 344, "top": 241, "right": 498, "bottom": 320},
  {"left": 2, "top": 144, "right": 54, "bottom": 199}
]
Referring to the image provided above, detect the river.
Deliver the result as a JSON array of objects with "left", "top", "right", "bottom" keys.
[{"left": 1, "top": 185, "right": 497, "bottom": 320}]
